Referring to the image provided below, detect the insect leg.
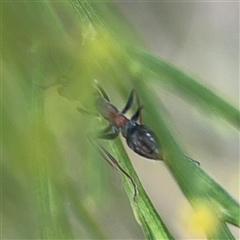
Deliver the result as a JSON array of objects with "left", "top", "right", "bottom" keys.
[
  {"left": 186, "top": 156, "right": 200, "bottom": 166},
  {"left": 135, "top": 91, "right": 142, "bottom": 123},
  {"left": 99, "top": 145, "right": 138, "bottom": 201},
  {"left": 130, "top": 106, "right": 143, "bottom": 122},
  {"left": 78, "top": 105, "right": 119, "bottom": 139},
  {"left": 121, "top": 90, "right": 135, "bottom": 114},
  {"left": 87, "top": 136, "right": 138, "bottom": 201},
  {"left": 98, "top": 132, "right": 119, "bottom": 140},
  {"left": 121, "top": 90, "right": 143, "bottom": 123},
  {"left": 98, "top": 126, "right": 119, "bottom": 140}
]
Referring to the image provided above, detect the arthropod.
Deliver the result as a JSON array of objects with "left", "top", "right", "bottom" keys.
[
  {"left": 80, "top": 83, "right": 163, "bottom": 201},
  {"left": 80, "top": 83, "right": 199, "bottom": 201},
  {"left": 94, "top": 83, "right": 162, "bottom": 161}
]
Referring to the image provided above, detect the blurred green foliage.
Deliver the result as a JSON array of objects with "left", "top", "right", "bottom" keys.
[{"left": 2, "top": 1, "right": 239, "bottom": 239}]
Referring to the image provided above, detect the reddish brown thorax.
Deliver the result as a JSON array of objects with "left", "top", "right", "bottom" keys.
[
  {"left": 113, "top": 114, "right": 128, "bottom": 128},
  {"left": 99, "top": 101, "right": 127, "bottom": 128}
]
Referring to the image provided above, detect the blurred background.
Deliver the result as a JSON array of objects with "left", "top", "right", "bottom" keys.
[
  {"left": 115, "top": 2, "right": 239, "bottom": 238},
  {"left": 2, "top": 1, "right": 239, "bottom": 239}
]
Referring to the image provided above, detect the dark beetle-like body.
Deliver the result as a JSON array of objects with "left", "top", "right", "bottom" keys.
[{"left": 124, "top": 124, "right": 161, "bottom": 160}]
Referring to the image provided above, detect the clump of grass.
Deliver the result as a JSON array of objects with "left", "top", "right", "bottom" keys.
[{"left": 2, "top": 1, "right": 239, "bottom": 239}]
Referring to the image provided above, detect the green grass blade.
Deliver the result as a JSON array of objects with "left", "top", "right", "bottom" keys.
[
  {"left": 101, "top": 139, "right": 174, "bottom": 240},
  {"left": 133, "top": 82, "right": 240, "bottom": 227},
  {"left": 65, "top": 1, "right": 239, "bottom": 238},
  {"left": 66, "top": 185, "right": 108, "bottom": 239},
  {"left": 3, "top": 0, "right": 238, "bottom": 239},
  {"left": 128, "top": 50, "right": 240, "bottom": 129},
  {"left": 207, "top": 221, "right": 235, "bottom": 240},
  {"left": 113, "top": 80, "right": 239, "bottom": 238}
]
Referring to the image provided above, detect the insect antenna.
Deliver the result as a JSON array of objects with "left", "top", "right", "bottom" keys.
[{"left": 94, "top": 81, "right": 110, "bottom": 101}]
